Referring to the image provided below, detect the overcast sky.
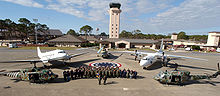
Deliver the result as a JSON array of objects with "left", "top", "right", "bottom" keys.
[{"left": 0, "top": 0, "right": 220, "bottom": 35}]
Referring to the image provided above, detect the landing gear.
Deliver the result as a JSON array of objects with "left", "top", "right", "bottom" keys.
[
  {"left": 162, "top": 62, "right": 168, "bottom": 67},
  {"left": 143, "top": 67, "right": 147, "bottom": 69}
]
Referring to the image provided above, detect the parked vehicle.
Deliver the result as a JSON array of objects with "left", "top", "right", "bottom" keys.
[
  {"left": 216, "top": 48, "right": 220, "bottom": 52},
  {"left": 185, "top": 47, "right": 192, "bottom": 51},
  {"left": 8, "top": 43, "right": 18, "bottom": 48}
]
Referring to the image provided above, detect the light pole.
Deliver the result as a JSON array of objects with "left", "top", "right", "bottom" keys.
[{"left": 33, "top": 19, "right": 38, "bottom": 44}]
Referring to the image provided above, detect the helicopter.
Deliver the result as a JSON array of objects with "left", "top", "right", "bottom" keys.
[
  {"left": 153, "top": 63, "right": 220, "bottom": 85},
  {"left": 0, "top": 67, "right": 58, "bottom": 83},
  {"left": 97, "top": 46, "right": 111, "bottom": 58}
]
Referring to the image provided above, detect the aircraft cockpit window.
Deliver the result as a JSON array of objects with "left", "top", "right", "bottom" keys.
[
  {"left": 58, "top": 51, "right": 66, "bottom": 53},
  {"left": 143, "top": 58, "right": 148, "bottom": 60}
]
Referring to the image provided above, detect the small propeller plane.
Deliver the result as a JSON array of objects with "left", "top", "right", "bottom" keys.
[
  {"left": 120, "top": 39, "right": 208, "bottom": 69},
  {"left": 0, "top": 47, "right": 88, "bottom": 67}
]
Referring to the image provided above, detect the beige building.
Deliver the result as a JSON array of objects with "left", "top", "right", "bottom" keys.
[
  {"left": 108, "top": 3, "right": 121, "bottom": 38},
  {"left": 48, "top": 35, "right": 87, "bottom": 47},
  {"left": 206, "top": 32, "right": 220, "bottom": 46},
  {"left": 171, "top": 33, "right": 178, "bottom": 40},
  {"left": 173, "top": 40, "right": 205, "bottom": 47},
  {"left": 99, "top": 38, "right": 158, "bottom": 49}
]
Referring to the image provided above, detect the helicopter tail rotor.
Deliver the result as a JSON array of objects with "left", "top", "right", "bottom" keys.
[
  {"left": 210, "top": 63, "right": 220, "bottom": 78},
  {"left": 217, "top": 63, "right": 219, "bottom": 71}
]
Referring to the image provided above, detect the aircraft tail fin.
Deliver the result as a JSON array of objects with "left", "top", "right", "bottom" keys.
[
  {"left": 159, "top": 38, "right": 164, "bottom": 52},
  {"left": 210, "top": 63, "right": 220, "bottom": 78},
  {"left": 37, "top": 47, "right": 42, "bottom": 57}
]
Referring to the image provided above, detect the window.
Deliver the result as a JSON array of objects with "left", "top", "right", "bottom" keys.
[
  {"left": 112, "top": 13, "right": 114, "bottom": 15},
  {"left": 112, "top": 35, "right": 113, "bottom": 37},
  {"left": 116, "top": 24, "right": 117, "bottom": 26},
  {"left": 112, "top": 24, "right": 113, "bottom": 26},
  {"left": 112, "top": 31, "right": 113, "bottom": 33},
  {"left": 58, "top": 51, "right": 65, "bottom": 53},
  {"left": 116, "top": 28, "right": 117, "bottom": 30},
  {"left": 116, "top": 13, "right": 118, "bottom": 15}
]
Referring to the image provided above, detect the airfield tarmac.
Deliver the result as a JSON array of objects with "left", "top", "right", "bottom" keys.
[{"left": 0, "top": 47, "right": 220, "bottom": 96}]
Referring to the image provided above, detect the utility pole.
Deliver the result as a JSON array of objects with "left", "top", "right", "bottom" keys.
[{"left": 33, "top": 19, "right": 38, "bottom": 44}]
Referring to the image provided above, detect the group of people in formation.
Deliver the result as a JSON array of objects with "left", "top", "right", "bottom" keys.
[{"left": 62, "top": 66, "right": 138, "bottom": 85}]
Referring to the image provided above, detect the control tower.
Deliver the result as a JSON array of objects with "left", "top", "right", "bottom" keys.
[{"left": 108, "top": 3, "right": 121, "bottom": 38}]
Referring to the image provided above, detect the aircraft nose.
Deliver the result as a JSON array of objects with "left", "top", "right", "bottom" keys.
[{"left": 140, "top": 60, "right": 147, "bottom": 67}]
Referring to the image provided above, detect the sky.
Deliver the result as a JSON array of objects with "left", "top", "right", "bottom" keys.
[{"left": 0, "top": 0, "right": 220, "bottom": 35}]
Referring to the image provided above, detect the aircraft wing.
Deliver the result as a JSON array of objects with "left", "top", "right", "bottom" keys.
[
  {"left": 166, "top": 54, "right": 208, "bottom": 61},
  {"left": 115, "top": 51, "right": 151, "bottom": 55},
  {"left": 69, "top": 52, "right": 89, "bottom": 58},
  {"left": 0, "top": 59, "right": 42, "bottom": 63}
]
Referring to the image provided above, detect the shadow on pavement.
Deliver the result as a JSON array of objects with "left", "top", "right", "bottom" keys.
[{"left": 106, "top": 81, "right": 118, "bottom": 85}]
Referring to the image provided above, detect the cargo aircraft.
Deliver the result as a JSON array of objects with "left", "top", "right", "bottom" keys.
[
  {"left": 121, "top": 39, "right": 208, "bottom": 69},
  {"left": 0, "top": 47, "right": 88, "bottom": 67}
]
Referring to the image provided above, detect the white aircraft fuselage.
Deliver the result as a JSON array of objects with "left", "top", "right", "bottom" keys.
[
  {"left": 139, "top": 52, "right": 167, "bottom": 68},
  {"left": 37, "top": 47, "right": 70, "bottom": 63}
]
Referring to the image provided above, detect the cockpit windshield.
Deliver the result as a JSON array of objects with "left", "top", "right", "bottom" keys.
[
  {"left": 58, "top": 51, "right": 66, "bottom": 53},
  {"left": 143, "top": 58, "right": 148, "bottom": 60}
]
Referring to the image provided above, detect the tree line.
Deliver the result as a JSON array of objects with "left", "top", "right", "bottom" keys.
[
  {"left": 119, "top": 30, "right": 171, "bottom": 39},
  {"left": 67, "top": 25, "right": 108, "bottom": 37},
  {"left": 119, "top": 30, "right": 207, "bottom": 41},
  {"left": 0, "top": 18, "right": 49, "bottom": 42}
]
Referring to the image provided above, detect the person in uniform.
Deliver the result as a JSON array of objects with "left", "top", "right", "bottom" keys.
[
  {"left": 133, "top": 70, "right": 137, "bottom": 79},
  {"left": 116, "top": 69, "right": 119, "bottom": 78},
  {"left": 96, "top": 73, "right": 102, "bottom": 85},
  {"left": 63, "top": 70, "right": 67, "bottom": 81},
  {"left": 70, "top": 69, "right": 74, "bottom": 80},
  {"left": 108, "top": 69, "right": 111, "bottom": 78},
  {"left": 76, "top": 69, "right": 79, "bottom": 79},
  {"left": 66, "top": 70, "right": 70, "bottom": 81},
  {"left": 135, "top": 50, "right": 138, "bottom": 61},
  {"left": 103, "top": 74, "right": 107, "bottom": 85}
]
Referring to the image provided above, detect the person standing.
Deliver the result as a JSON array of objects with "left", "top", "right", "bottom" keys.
[
  {"left": 63, "top": 70, "right": 67, "bottom": 81},
  {"left": 66, "top": 70, "right": 70, "bottom": 81},
  {"left": 133, "top": 70, "right": 137, "bottom": 79},
  {"left": 103, "top": 74, "right": 107, "bottom": 85},
  {"left": 96, "top": 73, "right": 102, "bottom": 85},
  {"left": 70, "top": 69, "right": 74, "bottom": 80},
  {"left": 75, "top": 69, "right": 78, "bottom": 79},
  {"left": 135, "top": 50, "right": 138, "bottom": 61}
]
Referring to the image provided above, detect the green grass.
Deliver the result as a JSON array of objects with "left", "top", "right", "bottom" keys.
[
  {"left": 0, "top": 46, "right": 7, "bottom": 48},
  {"left": 10, "top": 46, "right": 78, "bottom": 50}
]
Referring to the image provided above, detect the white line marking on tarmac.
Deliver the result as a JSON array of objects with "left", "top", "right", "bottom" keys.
[{"left": 123, "top": 88, "right": 129, "bottom": 91}]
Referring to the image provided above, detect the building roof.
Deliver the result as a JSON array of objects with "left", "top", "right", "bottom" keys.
[
  {"left": 79, "top": 36, "right": 99, "bottom": 41},
  {"left": 48, "top": 34, "right": 86, "bottom": 43},
  {"left": 48, "top": 29, "right": 63, "bottom": 36},
  {"left": 158, "top": 39, "right": 173, "bottom": 42},
  {"left": 208, "top": 31, "right": 220, "bottom": 33},
  {"left": 101, "top": 38, "right": 158, "bottom": 44},
  {"left": 36, "top": 29, "right": 63, "bottom": 36},
  {"left": 174, "top": 39, "right": 205, "bottom": 44}
]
